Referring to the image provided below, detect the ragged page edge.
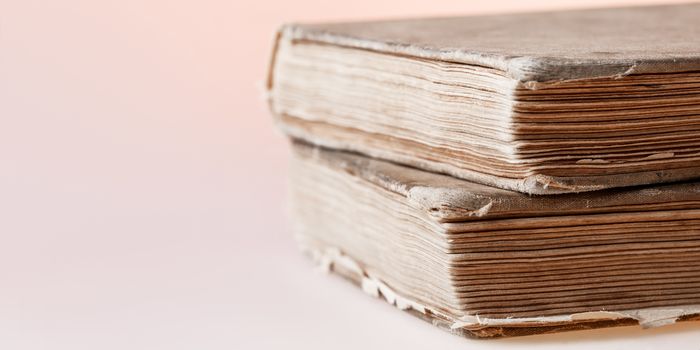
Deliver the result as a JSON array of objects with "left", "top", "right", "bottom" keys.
[{"left": 297, "top": 236, "right": 700, "bottom": 331}]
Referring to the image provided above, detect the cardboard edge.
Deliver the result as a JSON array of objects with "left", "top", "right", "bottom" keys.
[{"left": 280, "top": 23, "right": 700, "bottom": 87}]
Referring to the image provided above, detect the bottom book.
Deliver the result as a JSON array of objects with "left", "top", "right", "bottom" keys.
[{"left": 288, "top": 141, "right": 700, "bottom": 338}]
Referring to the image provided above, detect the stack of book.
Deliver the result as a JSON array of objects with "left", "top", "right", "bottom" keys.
[{"left": 267, "top": 4, "right": 700, "bottom": 338}]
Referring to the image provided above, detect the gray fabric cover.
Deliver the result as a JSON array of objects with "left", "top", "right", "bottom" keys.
[{"left": 284, "top": 4, "right": 700, "bottom": 83}]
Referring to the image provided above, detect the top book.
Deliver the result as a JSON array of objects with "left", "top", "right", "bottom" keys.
[{"left": 267, "top": 4, "right": 700, "bottom": 194}]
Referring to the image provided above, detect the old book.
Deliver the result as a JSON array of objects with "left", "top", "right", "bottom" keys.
[
  {"left": 290, "top": 141, "right": 700, "bottom": 338},
  {"left": 269, "top": 4, "right": 700, "bottom": 194}
]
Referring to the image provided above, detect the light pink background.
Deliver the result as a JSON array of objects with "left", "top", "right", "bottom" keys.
[{"left": 1, "top": 0, "right": 698, "bottom": 349}]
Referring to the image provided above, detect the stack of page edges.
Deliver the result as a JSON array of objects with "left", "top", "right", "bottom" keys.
[{"left": 268, "top": 4, "right": 700, "bottom": 338}]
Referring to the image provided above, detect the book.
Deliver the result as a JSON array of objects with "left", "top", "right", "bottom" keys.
[
  {"left": 268, "top": 4, "right": 700, "bottom": 194},
  {"left": 289, "top": 141, "right": 700, "bottom": 338}
]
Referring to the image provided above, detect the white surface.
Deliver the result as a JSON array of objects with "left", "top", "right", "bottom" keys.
[{"left": 1, "top": 0, "right": 699, "bottom": 349}]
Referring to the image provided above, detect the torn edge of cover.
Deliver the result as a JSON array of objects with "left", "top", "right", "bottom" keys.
[
  {"left": 276, "top": 24, "right": 700, "bottom": 87},
  {"left": 298, "top": 237, "right": 700, "bottom": 334}
]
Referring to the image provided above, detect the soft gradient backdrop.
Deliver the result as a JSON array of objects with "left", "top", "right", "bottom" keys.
[{"left": 0, "top": 0, "right": 697, "bottom": 349}]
